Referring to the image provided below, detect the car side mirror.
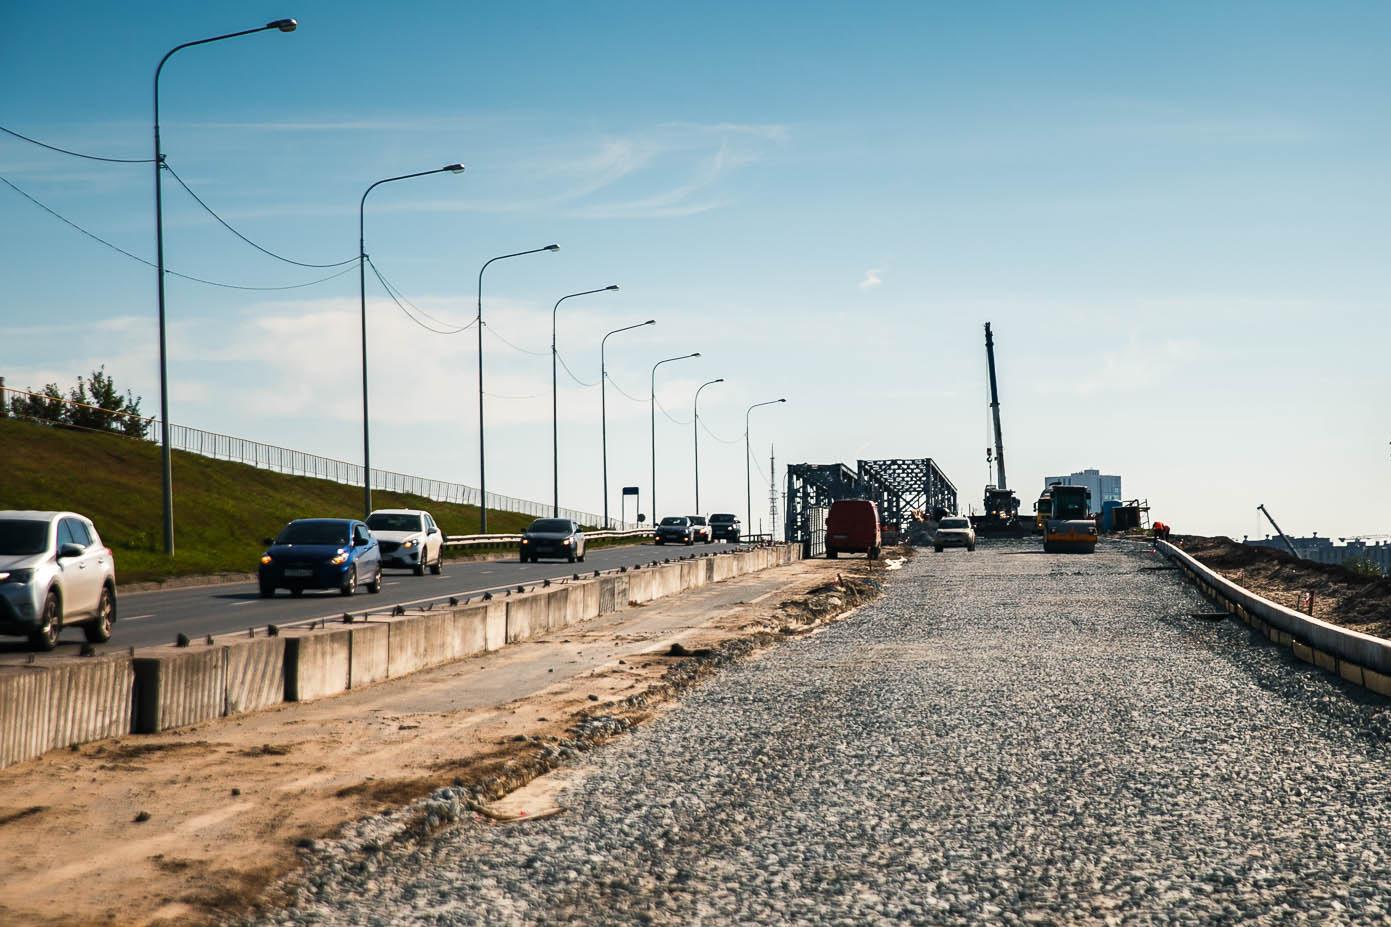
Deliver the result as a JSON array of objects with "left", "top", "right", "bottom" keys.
[
  {"left": 355, "top": 536, "right": 370, "bottom": 547},
  {"left": 428, "top": 527, "right": 438, "bottom": 535},
  {"left": 262, "top": 537, "right": 274, "bottom": 547},
  {"left": 58, "top": 543, "right": 84, "bottom": 559}
]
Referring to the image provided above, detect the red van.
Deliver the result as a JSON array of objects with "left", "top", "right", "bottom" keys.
[{"left": 825, "top": 499, "right": 882, "bottom": 560}]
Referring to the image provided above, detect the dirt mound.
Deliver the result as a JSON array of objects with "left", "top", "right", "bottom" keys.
[{"left": 1174, "top": 535, "right": 1391, "bottom": 638}]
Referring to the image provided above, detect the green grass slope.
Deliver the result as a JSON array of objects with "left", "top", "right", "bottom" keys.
[{"left": 0, "top": 417, "right": 544, "bottom": 583}]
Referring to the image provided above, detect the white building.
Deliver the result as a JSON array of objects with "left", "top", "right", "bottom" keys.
[{"left": 1043, "top": 469, "right": 1121, "bottom": 511}]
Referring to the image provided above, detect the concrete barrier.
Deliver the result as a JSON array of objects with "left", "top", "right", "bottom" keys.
[
  {"left": 479, "top": 601, "right": 507, "bottom": 651},
  {"left": 48, "top": 655, "right": 133, "bottom": 757},
  {"left": 1158, "top": 539, "right": 1391, "bottom": 697},
  {"left": 9, "top": 543, "right": 803, "bottom": 765},
  {"left": 133, "top": 645, "right": 226, "bottom": 734},
  {"left": 349, "top": 622, "right": 390, "bottom": 688},
  {"left": 507, "top": 591, "right": 549, "bottom": 643},
  {"left": 225, "top": 635, "right": 285, "bottom": 715},
  {"left": 284, "top": 626, "right": 353, "bottom": 702},
  {"left": 1, "top": 667, "right": 54, "bottom": 769},
  {"left": 598, "top": 574, "right": 628, "bottom": 614}
]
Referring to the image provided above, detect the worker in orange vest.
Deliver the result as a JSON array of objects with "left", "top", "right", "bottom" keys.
[{"left": 1153, "top": 521, "right": 1170, "bottom": 540}]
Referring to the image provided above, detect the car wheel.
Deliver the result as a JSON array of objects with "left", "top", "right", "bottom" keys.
[
  {"left": 968, "top": 545, "right": 976, "bottom": 552},
  {"left": 869, "top": 546, "right": 881, "bottom": 561},
  {"left": 340, "top": 567, "right": 358, "bottom": 597},
  {"left": 567, "top": 550, "right": 577, "bottom": 563},
  {"left": 259, "top": 583, "right": 276, "bottom": 598},
  {"left": 30, "top": 591, "right": 61, "bottom": 651},
  {"left": 366, "top": 567, "right": 382, "bottom": 594},
  {"left": 578, "top": 550, "right": 585, "bottom": 563},
  {"left": 519, "top": 552, "right": 528, "bottom": 563},
  {"left": 686, "top": 537, "right": 694, "bottom": 546},
  {"left": 655, "top": 539, "right": 664, "bottom": 545},
  {"left": 934, "top": 546, "right": 944, "bottom": 553},
  {"left": 827, "top": 550, "right": 838, "bottom": 560},
  {"left": 413, "top": 554, "right": 426, "bottom": 577},
  {"left": 430, "top": 549, "right": 444, "bottom": 575},
  {"left": 84, "top": 585, "right": 115, "bottom": 643}
]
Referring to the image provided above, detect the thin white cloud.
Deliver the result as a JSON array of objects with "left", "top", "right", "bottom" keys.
[{"left": 859, "top": 268, "right": 883, "bottom": 290}]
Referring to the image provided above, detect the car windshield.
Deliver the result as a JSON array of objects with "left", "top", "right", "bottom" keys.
[
  {"left": 941, "top": 518, "right": 970, "bottom": 529},
  {"left": 710, "top": 514, "right": 735, "bottom": 523},
  {"left": 0, "top": 519, "right": 49, "bottom": 555},
  {"left": 688, "top": 516, "right": 706, "bottom": 525},
  {"left": 367, "top": 513, "right": 422, "bottom": 533},
  {"left": 275, "top": 522, "right": 350, "bottom": 545},
  {"left": 529, "top": 519, "right": 572, "bottom": 533},
  {"left": 660, "top": 517, "right": 687, "bottom": 527}
]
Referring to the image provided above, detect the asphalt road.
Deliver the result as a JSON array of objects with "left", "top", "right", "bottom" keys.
[{"left": 0, "top": 540, "right": 739, "bottom": 658}]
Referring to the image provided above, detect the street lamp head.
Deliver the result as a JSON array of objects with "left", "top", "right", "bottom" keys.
[
  {"left": 606, "top": 284, "right": 620, "bottom": 291},
  {"left": 778, "top": 398, "right": 787, "bottom": 403},
  {"left": 690, "top": 352, "right": 701, "bottom": 358},
  {"left": 267, "top": 18, "right": 298, "bottom": 32},
  {"left": 444, "top": 163, "right": 466, "bottom": 173},
  {"left": 715, "top": 378, "right": 726, "bottom": 383},
  {"left": 545, "top": 244, "right": 560, "bottom": 252},
  {"left": 644, "top": 319, "right": 656, "bottom": 325}
]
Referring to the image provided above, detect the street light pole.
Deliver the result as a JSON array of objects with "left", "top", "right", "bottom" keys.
[
  {"left": 552, "top": 285, "right": 618, "bottom": 516},
  {"left": 358, "top": 164, "right": 465, "bottom": 518},
  {"left": 650, "top": 352, "right": 700, "bottom": 524},
  {"left": 477, "top": 245, "right": 559, "bottom": 532},
  {"left": 745, "top": 398, "right": 787, "bottom": 533},
  {"left": 692, "top": 378, "right": 724, "bottom": 513},
  {"left": 600, "top": 320, "right": 655, "bottom": 528},
  {"left": 153, "top": 17, "right": 298, "bottom": 556}
]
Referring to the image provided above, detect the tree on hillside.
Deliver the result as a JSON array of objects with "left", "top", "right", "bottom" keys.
[{"left": 7, "top": 368, "right": 149, "bottom": 438}]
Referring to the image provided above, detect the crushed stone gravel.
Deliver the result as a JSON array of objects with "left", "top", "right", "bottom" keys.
[{"left": 253, "top": 540, "right": 1391, "bottom": 926}]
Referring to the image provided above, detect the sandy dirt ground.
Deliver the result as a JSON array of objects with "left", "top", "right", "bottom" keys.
[
  {"left": 1176, "top": 535, "right": 1391, "bottom": 638},
  {"left": 0, "top": 556, "right": 885, "bottom": 927}
]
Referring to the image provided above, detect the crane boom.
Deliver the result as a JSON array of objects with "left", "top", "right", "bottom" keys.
[
  {"left": 984, "top": 322, "right": 1007, "bottom": 491},
  {"left": 1257, "top": 504, "right": 1301, "bottom": 559}
]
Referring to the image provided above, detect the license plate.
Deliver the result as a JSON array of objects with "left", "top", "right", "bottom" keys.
[{"left": 284, "top": 568, "right": 313, "bottom": 577}]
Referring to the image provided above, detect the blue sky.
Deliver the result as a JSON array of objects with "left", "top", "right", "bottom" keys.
[{"left": 3, "top": 1, "right": 1390, "bottom": 539}]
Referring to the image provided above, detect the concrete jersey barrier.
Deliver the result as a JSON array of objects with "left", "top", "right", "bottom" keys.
[
  {"left": 4, "top": 543, "right": 802, "bottom": 768},
  {"left": 1158, "top": 539, "right": 1391, "bottom": 695}
]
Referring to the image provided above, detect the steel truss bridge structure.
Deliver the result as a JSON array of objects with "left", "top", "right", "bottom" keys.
[{"left": 784, "top": 458, "right": 958, "bottom": 557}]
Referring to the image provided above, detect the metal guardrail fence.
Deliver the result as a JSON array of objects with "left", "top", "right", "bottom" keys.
[{"left": 0, "top": 384, "right": 629, "bottom": 530}]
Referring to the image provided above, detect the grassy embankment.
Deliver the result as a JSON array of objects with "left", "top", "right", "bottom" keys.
[{"left": 0, "top": 417, "right": 638, "bottom": 583}]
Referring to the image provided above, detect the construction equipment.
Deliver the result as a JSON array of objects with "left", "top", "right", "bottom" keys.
[
  {"left": 1258, "top": 504, "right": 1301, "bottom": 559},
  {"left": 1033, "top": 484, "right": 1055, "bottom": 535},
  {"left": 973, "top": 323, "right": 1024, "bottom": 535},
  {"left": 1043, "top": 484, "right": 1097, "bottom": 553}
]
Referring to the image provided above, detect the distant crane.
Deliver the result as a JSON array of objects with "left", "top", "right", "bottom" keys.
[
  {"left": 1257, "top": 504, "right": 1301, "bottom": 559},
  {"left": 985, "top": 322, "right": 1007, "bottom": 492},
  {"left": 974, "top": 322, "right": 1022, "bottom": 533}
]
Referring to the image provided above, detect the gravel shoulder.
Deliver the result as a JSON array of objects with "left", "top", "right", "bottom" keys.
[
  {"left": 256, "top": 539, "right": 1391, "bottom": 926},
  {"left": 0, "top": 557, "right": 879, "bottom": 927}
]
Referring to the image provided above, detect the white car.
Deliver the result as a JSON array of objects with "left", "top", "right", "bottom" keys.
[
  {"left": 366, "top": 509, "right": 445, "bottom": 576},
  {"left": 0, "top": 511, "right": 117, "bottom": 650},
  {"left": 934, "top": 515, "right": 976, "bottom": 553}
]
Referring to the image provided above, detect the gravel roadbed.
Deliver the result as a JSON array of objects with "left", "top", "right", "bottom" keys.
[{"left": 256, "top": 540, "right": 1391, "bottom": 926}]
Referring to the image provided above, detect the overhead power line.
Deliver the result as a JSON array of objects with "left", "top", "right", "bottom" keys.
[
  {"left": 604, "top": 373, "right": 648, "bottom": 404},
  {"left": 0, "top": 172, "right": 355, "bottom": 291},
  {"left": 556, "top": 351, "right": 599, "bottom": 388},
  {"left": 164, "top": 163, "right": 356, "bottom": 269},
  {"left": 484, "top": 323, "right": 549, "bottom": 357},
  {"left": 699, "top": 418, "right": 742, "bottom": 445},
  {"left": 655, "top": 396, "right": 692, "bottom": 426},
  {"left": 0, "top": 123, "right": 153, "bottom": 163},
  {"left": 368, "top": 258, "right": 476, "bottom": 335}
]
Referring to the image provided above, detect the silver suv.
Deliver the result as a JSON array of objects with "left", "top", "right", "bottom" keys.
[{"left": 0, "top": 511, "right": 117, "bottom": 650}]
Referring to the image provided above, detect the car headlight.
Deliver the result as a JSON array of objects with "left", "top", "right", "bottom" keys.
[
  {"left": 521, "top": 538, "right": 530, "bottom": 544},
  {"left": 562, "top": 538, "right": 573, "bottom": 545},
  {"left": 403, "top": 539, "right": 417, "bottom": 549},
  {"left": 260, "top": 555, "right": 273, "bottom": 566},
  {"left": 329, "top": 551, "right": 349, "bottom": 565}
]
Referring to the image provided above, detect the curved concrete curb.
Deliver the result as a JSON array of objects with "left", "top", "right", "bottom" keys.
[{"left": 1157, "top": 539, "right": 1391, "bottom": 697}]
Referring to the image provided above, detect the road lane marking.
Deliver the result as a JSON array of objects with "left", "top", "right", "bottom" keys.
[
  {"left": 229, "top": 601, "right": 257, "bottom": 607},
  {"left": 123, "top": 613, "right": 154, "bottom": 621}
]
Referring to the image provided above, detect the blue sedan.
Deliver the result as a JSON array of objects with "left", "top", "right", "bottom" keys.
[{"left": 258, "top": 518, "right": 383, "bottom": 597}]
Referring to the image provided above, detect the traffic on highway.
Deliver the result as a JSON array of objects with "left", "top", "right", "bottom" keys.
[{"left": 0, "top": 504, "right": 749, "bottom": 656}]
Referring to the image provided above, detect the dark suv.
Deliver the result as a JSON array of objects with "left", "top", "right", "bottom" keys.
[
  {"left": 708, "top": 513, "right": 741, "bottom": 543},
  {"left": 655, "top": 516, "right": 694, "bottom": 545}
]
